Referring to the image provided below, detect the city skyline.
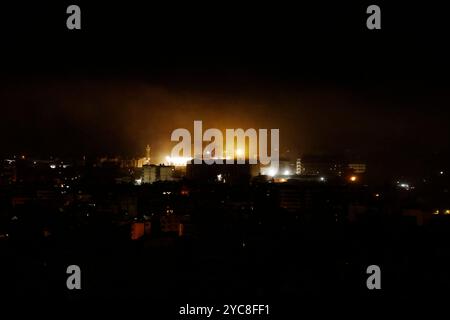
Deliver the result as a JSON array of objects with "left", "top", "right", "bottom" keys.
[
  {"left": 1, "top": 3, "right": 449, "bottom": 180},
  {"left": 1, "top": 2, "right": 450, "bottom": 308}
]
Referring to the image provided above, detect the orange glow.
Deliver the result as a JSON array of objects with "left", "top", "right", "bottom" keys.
[
  {"left": 131, "top": 222, "right": 145, "bottom": 240},
  {"left": 165, "top": 156, "right": 192, "bottom": 166},
  {"left": 235, "top": 148, "right": 244, "bottom": 157},
  {"left": 349, "top": 175, "right": 357, "bottom": 182}
]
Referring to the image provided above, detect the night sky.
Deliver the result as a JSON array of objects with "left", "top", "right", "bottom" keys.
[{"left": 1, "top": 2, "right": 449, "bottom": 177}]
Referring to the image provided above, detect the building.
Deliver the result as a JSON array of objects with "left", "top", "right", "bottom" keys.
[
  {"left": 277, "top": 180, "right": 347, "bottom": 223},
  {"left": 186, "top": 159, "right": 258, "bottom": 184},
  {"left": 260, "top": 159, "right": 296, "bottom": 177},
  {"left": 0, "top": 159, "right": 16, "bottom": 185},
  {"left": 159, "top": 166, "right": 175, "bottom": 181},
  {"left": 348, "top": 163, "right": 366, "bottom": 174},
  {"left": 301, "top": 155, "right": 344, "bottom": 176},
  {"left": 296, "top": 158, "right": 303, "bottom": 175},
  {"left": 142, "top": 165, "right": 176, "bottom": 184}
]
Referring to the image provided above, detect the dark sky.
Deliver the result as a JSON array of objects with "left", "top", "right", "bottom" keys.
[{"left": 1, "top": 2, "right": 449, "bottom": 176}]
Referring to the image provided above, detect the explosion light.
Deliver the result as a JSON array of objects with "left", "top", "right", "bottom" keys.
[
  {"left": 165, "top": 156, "right": 192, "bottom": 166},
  {"left": 235, "top": 148, "right": 244, "bottom": 157}
]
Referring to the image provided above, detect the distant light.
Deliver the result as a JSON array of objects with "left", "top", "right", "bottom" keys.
[
  {"left": 440, "top": 171, "right": 444, "bottom": 175},
  {"left": 445, "top": 210, "right": 450, "bottom": 215},
  {"left": 217, "top": 174, "right": 223, "bottom": 182},
  {"left": 433, "top": 210, "right": 439, "bottom": 215},
  {"left": 165, "top": 156, "right": 192, "bottom": 166},
  {"left": 398, "top": 183, "right": 410, "bottom": 190},
  {"left": 236, "top": 149, "right": 244, "bottom": 157},
  {"left": 50, "top": 164, "right": 56, "bottom": 169},
  {"left": 319, "top": 176, "right": 325, "bottom": 182},
  {"left": 284, "top": 170, "right": 291, "bottom": 175},
  {"left": 268, "top": 169, "right": 277, "bottom": 177},
  {"left": 350, "top": 176, "right": 357, "bottom": 182},
  {"left": 375, "top": 193, "right": 380, "bottom": 197}
]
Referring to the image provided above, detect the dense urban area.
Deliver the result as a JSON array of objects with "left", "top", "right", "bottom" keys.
[{"left": 1, "top": 148, "right": 449, "bottom": 302}]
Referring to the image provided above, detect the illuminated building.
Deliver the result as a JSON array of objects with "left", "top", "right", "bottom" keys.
[
  {"left": 131, "top": 221, "right": 151, "bottom": 240},
  {"left": 260, "top": 159, "right": 295, "bottom": 178},
  {"left": 142, "top": 164, "right": 176, "bottom": 184},
  {"left": 301, "top": 155, "right": 367, "bottom": 178},
  {"left": 348, "top": 163, "right": 366, "bottom": 174},
  {"left": 160, "top": 165, "right": 175, "bottom": 181},
  {"left": 296, "top": 158, "right": 303, "bottom": 175}
]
